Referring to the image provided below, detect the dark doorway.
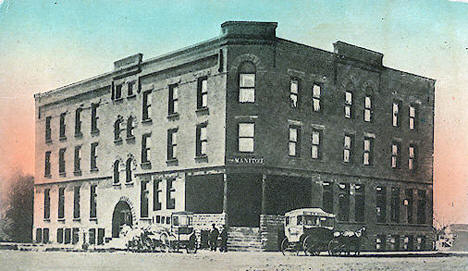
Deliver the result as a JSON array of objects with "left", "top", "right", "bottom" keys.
[
  {"left": 112, "top": 201, "right": 133, "bottom": 238},
  {"left": 228, "top": 174, "right": 262, "bottom": 227}
]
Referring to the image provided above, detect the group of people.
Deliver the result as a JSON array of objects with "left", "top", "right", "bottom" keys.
[{"left": 209, "top": 223, "right": 228, "bottom": 252}]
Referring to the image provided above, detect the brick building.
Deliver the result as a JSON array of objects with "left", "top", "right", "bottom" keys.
[{"left": 33, "top": 21, "right": 435, "bottom": 251}]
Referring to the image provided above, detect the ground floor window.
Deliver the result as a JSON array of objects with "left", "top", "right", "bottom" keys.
[
  {"left": 376, "top": 234, "right": 386, "bottom": 251},
  {"left": 403, "top": 235, "right": 414, "bottom": 251},
  {"left": 43, "top": 228, "right": 49, "bottom": 244},
  {"left": 57, "top": 228, "right": 64, "bottom": 244},
  {"left": 36, "top": 228, "right": 42, "bottom": 243},
  {"left": 64, "top": 228, "right": 71, "bottom": 244},
  {"left": 97, "top": 228, "right": 105, "bottom": 245},
  {"left": 89, "top": 229, "right": 96, "bottom": 245},
  {"left": 389, "top": 235, "right": 400, "bottom": 251},
  {"left": 72, "top": 228, "right": 79, "bottom": 245},
  {"left": 416, "top": 235, "right": 426, "bottom": 250}
]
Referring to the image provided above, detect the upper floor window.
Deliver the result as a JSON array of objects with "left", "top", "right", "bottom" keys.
[
  {"left": 289, "top": 79, "right": 299, "bottom": 108},
  {"left": 75, "top": 108, "right": 82, "bottom": 137},
  {"left": 363, "top": 137, "right": 373, "bottom": 166},
  {"left": 44, "top": 151, "right": 51, "bottom": 177},
  {"left": 364, "top": 95, "right": 372, "bottom": 122},
  {"left": 141, "top": 133, "right": 151, "bottom": 164},
  {"left": 44, "top": 188, "right": 50, "bottom": 220},
  {"left": 58, "top": 187, "right": 65, "bottom": 220},
  {"left": 197, "top": 77, "right": 208, "bottom": 109},
  {"left": 73, "top": 186, "right": 80, "bottom": 219},
  {"left": 390, "top": 187, "right": 400, "bottom": 223},
  {"left": 355, "top": 184, "right": 365, "bottom": 222},
  {"left": 288, "top": 125, "right": 301, "bottom": 157},
  {"left": 113, "top": 160, "right": 120, "bottom": 184},
  {"left": 391, "top": 142, "right": 401, "bottom": 169},
  {"left": 376, "top": 186, "right": 386, "bottom": 223},
  {"left": 166, "top": 178, "right": 176, "bottom": 209},
  {"left": 311, "top": 129, "right": 321, "bottom": 159},
  {"left": 168, "top": 84, "right": 178, "bottom": 115},
  {"left": 59, "top": 112, "right": 67, "bottom": 140},
  {"left": 90, "top": 184, "right": 97, "bottom": 219},
  {"left": 91, "top": 103, "right": 99, "bottom": 134},
  {"left": 167, "top": 129, "right": 178, "bottom": 160},
  {"left": 141, "top": 180, "right": 149, "bottom": 217},
  {"left": 142, "top": 90, "right": 152, "bottom": 121},
  {"left": 127, "top": 81, "right": 135, "bottom": 97},
  {"left": 417, "top": 190, "right": 426, "bottom": 224},
  {"left": 90, "top": 142, "right": 98, "bottom": 171},
  {"left": 343, "top": 134, "right": 353, "bottom": 163},
  {"left": 114, "top": 116, "right": 123, "bottom": 142},
  {"left": 238, "top": 123, "right": 254, "bottom": 153},
  {"left": 59, "top": 148, "right": 66, "bottom": 176},
  {"left": 127, "top": 116, "right": 135, "bottom": 139},
  {"left": 153, "top": 179, "right": 162, "bottom": 211},
  {"left": 344, "top": 91, "right": 353, "bottom": 119},
  {"left": 238, "top": 61, "right": 256, "bottom": 103},
  {"left": 312, "top": 84, "right": 321, "bottom": 112},
  {"left": 126, "top": 157, "right": 133, "bottom": 183},
  {"left": 392, "top": 101, "right": 401, "bottom": 127},
  {"left": 74, "top": 146, "right": 81, "bottom": 174},
  {"left": 115, "top": 84, "right": 122, "bottom": 100},
  {"left": 196, "top": 123, "right": 208, "bottom": 157},
  {"left": 409, "top": 104, "right": 417, "bottom": 130},
  {"left": 45, "top": 116, "right": 52, "bottom": 143},
  {"left": 409, "top": 145, "right": 417, "bottom": 170}
]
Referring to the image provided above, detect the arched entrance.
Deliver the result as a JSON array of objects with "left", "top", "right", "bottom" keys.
[{"left": 112, "top": 200, "right": 133, "bottom": 238}]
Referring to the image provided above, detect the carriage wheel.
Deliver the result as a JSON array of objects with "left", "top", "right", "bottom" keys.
[
  {"left": 281, "top": 238, "right": 298, "bottom": 256},
  {"left": 186, "top": 241, "right": 198, "bottom": 254},
  {"left": 328, "top": 240, "right": 341, "bottom": 256},
  {"left": 303, "top": 236, "right": 319, "bottom": 256},
  {"left": 160, "top": 234, "right": 170, "bottom": 253}
]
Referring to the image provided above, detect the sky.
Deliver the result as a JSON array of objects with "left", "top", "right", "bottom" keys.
[{"left": 0, "top": 0, "right": 467, "bottom": 224}]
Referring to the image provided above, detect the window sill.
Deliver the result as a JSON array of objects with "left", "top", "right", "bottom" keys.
[
  {"left": 114, "top": 138, "right": 123, "bottom": 145},
  {"left": 91, "top": 130, "right": 100, "bottom": 136},
  {"left": 140, "top": 217, "right": 151, "bottom": 221},
  {"left": 196, "top": 107, "right": 209, "bottom": 115},
  {"left": 89, "top": 217, "right": 97, "bottom": 222},
  {"left": 73, "top": 218, "right": 81, "bottom": 222},
  {"left": 127, "top": 94, "right": 136, "bottom": 99},
  {"left": 113, "top": 183, "right": 121, "bottom": 187},
  {"left": 59, "top": 136, "right": 67, "bottom": 141},
  {"left": 59, "top": 172, "right": 66, "bottom": 177},
  {"left": 141, "top": 118, "right": 152, "bottom": 124},
  {"left": 114, "top": 97, "right": 124, "bottom": 103},
  {"left": 141, "top": 162, "right": 152, "bottom": 170},
  {"left": 43, "top": 218, "right": 50, "bottom": 222},
  {"left": 167, "top": 113, "right": 180, "bottom": 121},
  {"left": 166, "top": 159, "right": 179, "bottom": 166},
  {"left": 90, "top": 168, "right": 99, "bottom": 173},
  {"left": 74, "top": 132, "right": 83, "bottom": 138},
  {"left": 73, "top": 171, "right": 82, "bottom": 177},
  {"left": 126, "top": 136, "right": 136, "bottom": 144},
  {"left": 44, "top": 174, "right": 52, "bottom": 178},
  {"left": 58, "top": 218, "right": 65, "bottom": 223},
  {"left": 45, "top": 139, "right": 53, "bottom": 144},
  {"left": 125, "top": 181, "right": 134, "bottom": 186},
  {"left": 195, "top": 155, "right": 208, "bottom": 163}
]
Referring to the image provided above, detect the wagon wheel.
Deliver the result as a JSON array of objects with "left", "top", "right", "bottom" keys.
[
  {"left": 303, "top": 236, "right": 319, "bottom": 256},
  {"left": 328, "top": 240, "right": 342, "bottom": 256},
  {"left": 160, "top": 234, "right": 170, "bottom": 253},
  {"left": 281, "top": 238, "right": 299, "bottom": 256},
  {"left": 186, "top": 234, "right": 198, "bottom": 254}
]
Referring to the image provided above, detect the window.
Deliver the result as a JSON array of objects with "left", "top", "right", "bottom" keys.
[
  {"left": 196, "top": 123, "right": 208, "bottom": 157},
  {"left": 127, "top": 81, "right": 135, "bottom": 96},
  {"left": 168, "top": 84, "right": 178, "bottom": 115},
  {"left": 322, "top": 182, "right": 333, "bottom": 213},
  {"left": 44, "top": 151, "right": 51, "bottom": 177},
  {"left": 392, "top": 101, "right": 401, "bottom": 127},
  {"left": 113, "top": 160, "right": 120, "bottom": 184},
  {"left": 127, "top": 116, "right": 135, "bottom": 139},
  {"left": 391, "top": 142, "right": 400, "bottom": 169},
  {"left": 97, "top": 228, "right": 105, "bottom": 245},
  {"left": 75, "top": 108, "right": 82, "bottom": 137},
  {"left": 43, "top": 228, "right": 49, "bottom": 244},
  {"left": 416, "top": 236, "right": 426, "bottom": 250},
  {"left": 338, "top": 183, "right": 350, "bottom": 221},
  {"left": 91, "top": 103, "right": 99, "bottom": 134},
  {"left": 89, "top": 229, "right": 96, "bottom": 245},
  {"left": 90, "top": 184, "right": 97, "bottom": 219},
  {"left": 311, "top": 129, "right": 321, "bottom": 159},
  {"left": 376, "top": 234, "right": 386, "bottom": 251},
  {"left": 90, "top": 142, "right": 98, "bottom": 171},
  {"left": 167, "top": 129, "right": 177, "bottom": 160},
  {"left": 59, "top": 112, "right": 66, "bottom": 139},
  {"left": 409, "top": 145, "right": 417, "bottom": 170},
  {"left": 238, "top": 123, "right": 254, "bottom": 153},
  {"left": 290, "top": 79, "right": 299, "bottom": 108},
  {"left": 142, "top": 90, "right": 152, "bottom": 120},
  {"left": 417, "top": 190, "right": 426, "bottom": 224},
  {"left": 390, "top": 187, "right": 400, "bottom": 223},
  {"left": 343, "top": 134, "right": 353, "bottom": 163},
  {"left": 114, "top": 116, "right": 123, "bottom": 142},
  {"left": 312, "top": 83, "right": 321, "bottom": 112},
  {"left": 197, "top": 77, "right": 208, "bottom": 109},
  {"left": 114, "top": 84, "right": 122, "bottom": 100},
  {"left": 376, "top": 186, "right": 386, "bottom": 223},
  {"left": 153, "top": 179, "right": 162, "bottom": 211},
  {"left": 409, "top": 105, "right": 417, "bottom": 130},
  {"left": 58, "top": 187, "right": 65, "bottom": 220},
  {"left": 344, "top": 91, "right": 353, "bottom": 118},
  {"left": 166, "top": 178, "right": 176, "bottom": 209},
  {"left": 405, "top": 189, "right": 414, "bottom": 224},
  {"left": 36, "top": 228, "right": 42, "bottom": 243},
  {"left": 288, "top": 125, "right": 301, "bottom": 157},
  {"left": 364, "top": 95, "right": 372, "bottom": 122},
  {"left": 44, "top": 189, "right": 50, "bottom": 220},
  {"left": 126, "top": 158, "right": 133, "bottom": 183},
  {"left": 355, "top": 184, "right": 365, "bottom": 222},
  {"left": 363, "top": 137, "right": 373, "bottom": 165},
  {"left": 404, "top": 235, "right": 414, "bottom": 251},
  {"left": 45, "top": 116, "right": 52, "bottom": 143},
  {"left": 141, "top": 180, "right": 149, "bottom": 217},
  {"left": 73, "top": 186, "right": 80, "bottom": 219},
  {"left": 74, "top": 146, "right": 81, "bottom": 174},
  {"left": 72, "top": 228, "right": 79, "bottom": 245},
  {"left": 57, "top": 228, "right": 64, "bottom": 244},
  {"left": 141, "top": 133, "right": 151, "bottom": 164},
  {"left": 389, "top": 235, "right": 400, "bottom": 251},
  {"left": 239, "top": 74, "right": 255, "bottom": 103},
  {"left": 59, "top": 148, "right": 66, "bottom": 175}
]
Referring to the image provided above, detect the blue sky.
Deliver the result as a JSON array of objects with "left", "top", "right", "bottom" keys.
[{"left": 0, "top": 0, "right": 467, "bottom": 223}]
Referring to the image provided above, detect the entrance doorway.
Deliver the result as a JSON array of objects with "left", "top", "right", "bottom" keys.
[{"left": 112, "top": 201, "right": 133, "bottom": 238}]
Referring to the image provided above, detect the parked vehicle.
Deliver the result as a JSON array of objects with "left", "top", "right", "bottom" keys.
[
  {"left": 327, "top": 226, "right": 367, "bottom": 256},
  {"left": 281, "top": 208, "right": 336, "bottom": 256}
]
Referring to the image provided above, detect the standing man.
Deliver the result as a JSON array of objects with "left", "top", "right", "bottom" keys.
[
  {"left": 219, "top": 225, "right": 228, "bottom": 252},
  {"left": 209, "top": 223, "right": 219, "bottom": 251}
]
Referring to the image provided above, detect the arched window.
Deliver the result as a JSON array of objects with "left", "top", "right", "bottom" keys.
[
  {"left": 113, "top": 160, "right": 120, "bottom": 184},
  {"left": 238, "top": 61, "right": 256, "bottom": 103},
  {"left": 127, "top": 116, "right": 135, "bottom": 139},
  {"left": 126, "top": 158, "right": 133, "bottom": 183},
  {"left": 114, "top": 116, "right": 123, "bottom": 141}
]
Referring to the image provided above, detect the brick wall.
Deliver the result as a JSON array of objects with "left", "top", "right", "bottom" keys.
[{"left": 259, "top": 214, "right": 284, "bottom": 251}]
